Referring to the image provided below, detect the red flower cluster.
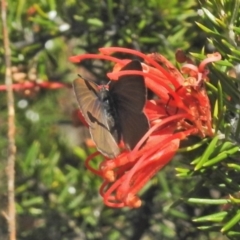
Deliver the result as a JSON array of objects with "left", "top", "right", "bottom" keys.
[
  {"left": 69, "top": 47, "right": 221, "bottom": 208},
  {"left": 0, "top": 81, "right": 67, "bottom": 91}
]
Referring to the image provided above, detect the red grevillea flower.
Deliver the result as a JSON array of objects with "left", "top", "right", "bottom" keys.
[
  {"left": 69, "top": 48, "right": 221, "bottom": 208},
  {"left": 0, "top": 81, "right": 68, "bottom": 91}
]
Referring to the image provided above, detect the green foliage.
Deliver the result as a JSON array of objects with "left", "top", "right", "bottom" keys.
[
  {"left": 1, "top": 0, "right": 240, "bottom": 239},
  {"left": 175, "top": 1, "right": 240, "bottom": 239}
]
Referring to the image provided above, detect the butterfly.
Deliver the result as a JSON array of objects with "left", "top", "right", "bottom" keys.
[{"left": 73, "top": 60, "right": 149, "bottom": 158}]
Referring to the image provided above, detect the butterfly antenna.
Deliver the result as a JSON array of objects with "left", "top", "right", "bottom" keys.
[
  {"left": 77, "top": 74, "right": 98, "bottom": 85},
  {"left": 78, "top": 74, "right": 88, "bottom": 81}
]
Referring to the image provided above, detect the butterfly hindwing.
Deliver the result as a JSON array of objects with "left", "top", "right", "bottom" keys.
[
  {"left": 119, "top": 110, "right": 149, "bottom": 150},
  {"left": 88, "top": 110, "right": 120, "bottom": 158}
]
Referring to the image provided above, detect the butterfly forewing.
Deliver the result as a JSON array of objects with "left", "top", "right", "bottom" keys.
[
  {"left": 73, "top": 78, "right": 120, "bottom": 158},
  {"left": 73, "top": 78, "right": 100, "bottom": 127},
  {"left": 109, "top": 60, "right": 149, "bottom": 150},
  {"left": 110, "top": 60, "right": 147, "bottom": 113}
]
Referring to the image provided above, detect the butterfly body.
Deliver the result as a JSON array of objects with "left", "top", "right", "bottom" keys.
[
  {"left": 73, "top": 60, "right": 149, "bottom": 158},
  {"left": 98, "top": 86, "right": 121, "bottom": 143}
]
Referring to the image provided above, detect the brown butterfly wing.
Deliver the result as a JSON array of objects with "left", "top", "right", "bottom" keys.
[
  {"left": 109, "top": 60, "right": 149, "bottom": 149},
  {"left": 73, "top": 78, "right": 120, "bottom": 158}
]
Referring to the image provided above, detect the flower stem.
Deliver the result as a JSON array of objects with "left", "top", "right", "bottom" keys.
[{"left": 1, "top": 0, "right": 16, "bottom": 239}]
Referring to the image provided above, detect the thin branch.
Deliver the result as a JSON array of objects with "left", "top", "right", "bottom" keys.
[{"left": 1, "top": 0, "right": 16, "bottom": 240}]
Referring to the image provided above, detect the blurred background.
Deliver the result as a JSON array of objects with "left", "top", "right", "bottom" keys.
[{"left": 0, "top": 0, "right": 229, "bottom": 239}]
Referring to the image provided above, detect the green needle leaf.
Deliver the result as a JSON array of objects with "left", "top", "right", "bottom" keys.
[
  {"left": 221, "top": 210, "right": 240, "bottom": 233},
  {"left": 195, "top": 135, "right": 219, "bottom": 170}
]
